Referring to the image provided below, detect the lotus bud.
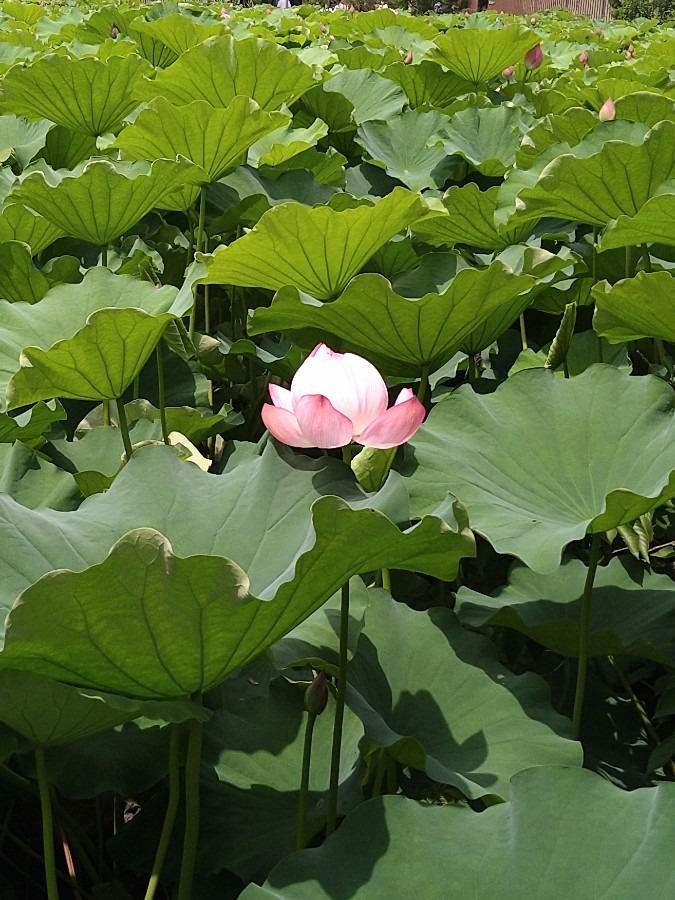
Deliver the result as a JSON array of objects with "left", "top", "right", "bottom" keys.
[
  {"left": 111, "top": 24, "right": 120, "bottom": 39},
  {"left": 304, "top": 671, "right": 329, "bottom": 717},
  {"left": 595, "top": 25, "right": 602, "bottom": 34},
  {"left": 502, "top": 65, "right": 515, "bottom": 79},
  {"left": 404, "top": 50, "right": 413, "bottom": 64},
  {"left": 578, "top": 51, "right": 588, "bottom": 64},
  {"left": 598, "top": 97, "right": 615, "bottom": 122},
  {"left": 319, "top": 22, "right": 327, "bottom": 31},
  {"left": 625, "top": 50, "right": 632, "bottom": 59},
  {"left": 220, "top": 6, "right": 230, "bottom": 16},
  {"left": 530, "top": 16, "right": 537, "bottom": 23},
  {"left": 628, "top": 44, "right": 634, "bottom": 53},
  {"left": 524, "top": 43, "right": 543, "bottom": 70}
]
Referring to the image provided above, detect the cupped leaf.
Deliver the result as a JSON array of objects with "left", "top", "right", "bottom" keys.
[
  {"left": 0, "top": 400, "right": 65, "bottom": 444},
  {"left": 405, "top": 365, "right": 675, "bottom": 573},
  {"left": 442, "top": 105, "right": 534, "bottom": 178},
  {"left": 129, "top": 13, "right": 223, "bottom": 58},
  {"left": 8, "top": 159, "right": 203, "bottom": 244},
  {"left": 382, "top": 60, "right": 474, "bottom": 110},
  {"left": 198, "top": 187, "right": 424, "bottom": 299},
  {"left": 593, "top": 272, "right": 675, "bottom": 344},
  {"left": 0, "top": 53, "right": 150, "bottom": 136},
  {"left": 0, "top": 114, "right": 51, "bottom": 168},
  {"left": 322, "top": 68, "right": 407, "bottom": 126},
  {"left": 0, "top": 240, "right": 51, "bottom": 303},
  {"left": 249, "top": 261, "right": 537, "bottom": 377},
  {"left": 135, "top": 34, "right": 319, "bottom": 111},
  {"left": 456, "top": 556, "right": 675, "bottom": 665},
  {"left": 113, "top": 96, "right": 288, "bottom": 184},
  {"left": 0, "top": 204, "right": 65, "bottom": 254},
  {"left": 429, "top": 25, "right": 538, "bottom": 86},
  {"left": 246, "top": 768, "right": 675, "bottom": 900},
  {"left": 598, "top": 194, "right": 675, "bottom": 251}
]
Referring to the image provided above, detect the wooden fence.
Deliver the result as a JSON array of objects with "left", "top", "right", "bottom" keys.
[{"left": 473, "top": 0, "right": 613, "bottom": 17}]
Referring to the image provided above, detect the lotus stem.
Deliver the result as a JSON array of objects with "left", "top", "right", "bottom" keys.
[
  {"left": 102, "top": 399, "right": 111, "bottom": 427},
  {"left": 188, "top": 186, "right": 207, "bottom": 342},
  {"left": 326, "top": 580, "right": 350, "bottom": 835},
  {"left": 177, "top": 714, "right": 204, "bottom": 900},
  {"left": 35, "top": 746, "right": 60, "bottom": 900},
  {"left": 115, "top": 398, "right": 134, "bottom": 460},
  {"left": 144, "top": 724, "right": 181, "bottom": 900},
  {"left": 572, "top": 532, "right": 602, "bottom": 739},
  {"left": 416, "top": 365, "right": 429, "bottom": 403},
  {"left": 381, "top": 568, "right": 391, "bottom": 592},
  {"left": 296, "top": 712, "right": 317, "bottom": 851},
  {"left": 156, "top": 346, "right": 170, "bottom": 445},
  {"left": 519, "top": 313, "right": 528, "bottom": 350}
]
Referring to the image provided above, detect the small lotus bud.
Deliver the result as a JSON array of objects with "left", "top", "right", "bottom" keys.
[
  {"left": 595, "top": 26, "right": 602, "bottom": 34},
  {"left": 220, "top": 6, "right": 230, "bottom": 16},
  {"left": 530, "top": 16, "right": 537, "bottom": 23},
  {"left": 524, "top": 43, "right": 543, "bottom": 70},
  {"left": 501, "top": 65, "right": 515, "bottom": 79},
  {"left": 578, "top": 51, "right": 588, "bottom": 64},
  {"left": 304, "top": 671, "right": 329, "bottom": 717},
  {"left": 625, "top": 50, "right": 632, "bottom": 59},
  {"left": 628, "top": 44, "right": 634, "bottom": 53},
  {"left": 319, "top": 22, "right": 327, "bottom": 31},
  {"left": 598, "top": 97, "right": 615, "bottom": 122},
  {"left": 111, "top": 24, "right": 120, "bottom": 39},
  {"left": 404, "top": 50, "right": 413, "bottom": 64}
]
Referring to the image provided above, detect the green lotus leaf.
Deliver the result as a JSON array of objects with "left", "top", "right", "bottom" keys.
[
  {"left": 0, "top": 400, "right": 65, "bottom": 444},
  {"left": 346, "top": 596, "right": 579, "bottom": 799},
  {"left": 405, "top": 365, "right": 675, "bottom": 573},
  {"left": 0, "top": 114, "right": 51, "bottom": 168},
  {"left": 593, "top": 272, "right": 675, "bottom": 344},
  {"left": 198, "top": 187, "right": 425, "bottom": 299},
  {"left": 7, "top": 158, "right": 203, "bottom": 244},
  {"left": 508, "top": 330, "right": 629, "bottom": 379},
  {"left": 0, "top": 440, "right": 80, "bottom": 511},
  {"left": 322, "top": 68, "right": 407, "bottom": 126},
  {"left": 382, "top": 60, "right": 474, "bottom": 110},
  {"left": 429, "top": 25, "right": 539, "bottom": 86},
  {"left": 515, "top": 120, "right": 675, "bottom": 226},
  {"left": 0, "top": 204, "right": 65, "bottom": 254},
  {"left": 598, "top": 194, "right": 675, "bottom": 251},
  {"left": 246, "top": 768, "right": 675, "bottom": 900},
  {"left": 249, "top": 118, "right": 329, "bottom": 169},
  {"left": 412, "top": 184, "right": 533, "bottom": 251},
  {"left": 135, "top": 35, "right": 319, "bottom": 111},
  {"left": 38, "top": 124, "right": 99, "bottom": 170},
  {"left": 456, "top": 556, "right": 675, "bottom": 665},
  {"left": 0, "top": 53, "right": 150, "bottom": 136},
  {"left": 0, "top": 268, "right": 181, "bottom": 409},
  {"left": 249, "top": 262, "right": 537, "bottom": 376},
  {"left": 614, "top": 91, "right": 675, "bottom": 128},
  {"left": 442, "top": 105, "right": 535, "bottom": 178},
  {"left": 129, "top": 13, "right": 223, "bottom": 57},
  {"left": 6, "top": 307, "right": 176, "bottom": 407},
  {"left": 0, "top": 240, "right": 51, "bottom": 303},
  {"left": 113, "top": 96, "right": 288, "bottom": 184},
  {"left": 355, "top": 109, "right": 451, "bottom": 192},
  {"left": 0, "top": 443, "right": 474, "bottom": 651}
]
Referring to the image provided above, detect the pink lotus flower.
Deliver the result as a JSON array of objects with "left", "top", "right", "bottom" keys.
[
  {"left": 262, "top": 344, "right": 426, "bottom": 450},
  {"left": 404, "top": 50, "right": 413, "bottom": 64},
  {"left": 524, "top": 43, "right": 543, "bottom": 70},
  {"left": 578, "top": 51, "right": 588, "bottom": 63},
  {"left": 598, "top": 97, "right": 616, "bottom": 122},
  {"left": 501, "top": 65, "right": 515, "bottom": 79}
]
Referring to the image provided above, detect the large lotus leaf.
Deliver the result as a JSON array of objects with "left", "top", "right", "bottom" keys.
[
  {"left": 615, "top": 91, "right": 675, "bottom": 128},
  {"left": 0, "top": 204, "right": 65, "bottom": 255},
  {"left": 0, "top": 114, "right": 51, "bottom": 168},
  {"left": 322, "top": 68, "right": 407, "bottom": 126},
  {"left": 514, "top": 120, "right": 675, "bottom": 227},
  {"left": 249, "top": 262, "right": 537, "bottom": 377},
  {"left": 245, "top": 768, "right": 675, "bottom": 900},
  {"left": 598, "top": 194, "right": 675, "bottom": 251},
  {"left": 456, "top": 556, "right": 675, "bottom": 665},
  {"left": 135, "top": 35, "right": 318, "bottom": 111},
  {"left": 593, "top": 273, "right": 675, "bottom": 344},
  {"left": 405, "top": 365, "right": 675, "bottom": 574},
  {"left": 113, "top": 96, "right": 288, "bottom": 184},
  {"left": 345, "top": 596, "right": 578, "bottom": 800},
  {"left": 0, "top": 240, "right": 51, "bottom": 303},
  {"left": 382, "top": 60, "right": 474, "bottom": 110},
  {"left": 412, "top": 184, "right": 533, "bottom": 251},
  {"left": 38, "top": 124, "right": 99, "bottom": 171},
  {"left": 6, "top": 307, "right": 175, "bottom": 408},
  {"left": 1, "top": 500, "right": 472, "bottom": 696},
  {"left": 0, "top": 268, "right": 181, "bottom": 409},
  {"left": 0, "top": 441, "right": 80, "bottom": 511},
  {"left": 442, "top": 106, "right": 534, "bottom": 178},
  {"left": 0, "top": 53, "right": 150, "bottom": 136},
  {"left": 8, "top": 158, "right": 203, "bottom": 244},
  {"left": 355, "top": 109, "right": 451, "bottom": 193},
  {"left": 129, "top": 13, "right": 223, "bottom": 57},
  {"left": 198, "top": 187, "right": 424, "bottom": 299},
  {"left": 0, "top": 400, "right": 65, "bottom": 444},
  {"left": 429, "top": 25, "right": 538, "bottom": 86}
]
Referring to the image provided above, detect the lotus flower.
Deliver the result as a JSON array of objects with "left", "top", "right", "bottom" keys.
[
  {"left": 524, "top": 43, "right": 543, "bottom": 70},
  {"left": 578, "top": 51, "right": 588, "bottom": 64},
  {"left": 501, "top": 65, "right": 515, "bottom": 79},
  {"left": 262, "top": 344, "right": 426, "bottom": 450},
  {"left": 598, "top": 97, "right": 616, "bottom": 122}
]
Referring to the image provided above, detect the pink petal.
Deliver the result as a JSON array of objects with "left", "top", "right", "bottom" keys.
[
  {"left": 261, "top": 404, "right": 314, "bottom": 448},
  {"left": 294, "top": 394, "right": 354, "bottom": 449},
  {"left": 292, "top": 345, "right": 387, "bottom": 434},
  {"left": 268, "top": 383, "right": 294, "bottom": 411},
  {"left": 358, "top": 393, "right": 426, "bottom": 449}
]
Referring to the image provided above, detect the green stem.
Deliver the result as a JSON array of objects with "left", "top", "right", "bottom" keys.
[
  {"left": 177, "top": 713, "right": 204, "bottom": 900},
  {"left": 416, "top": 365, "right": 429, "bottom": 404},
  {"left": 326, "top": 581, "right": 350, "bottom": 836},
  {"left": 156, "top": 347, "right": 170, "bottom": 445},
  {"left": 591, "top": 227, "right": 598, "bottom": 283},
  {"left": 519, "top": 313, "right": 528, "bottom": 351},
  {"left": 295, "top": 713, "right": 317, "bottom": 852},
  {"left": 132, "top": 375, "right": 140, "bottom": 401},
  {"left": 641, "top": 243, "right": 652, "bottom": 274},
  {"left": 102, "top": 399, "right": 111, "bottom": 427},
  {"left": 115, "top": 398, "right": 134, "bottom": 461},
  {"left": 572, "top": 532, "right": 602, "bottom": 740},
  {"left": 381, "top": 568, "right": 391, "bottom": 593},
  {"left": 35, "top": 746, "right": 60, "bottom": 900},
  {"left": 625, "top": 245, "right": 632, "bottom": 280},
  {"left": 101, "top": 246, "right": 108, "bottom": 268},
  {"left": 144, "top": 725, "right": 181, "bottom": 900},
  {"left": 188, "top": 187, "right": 207, "bottom": 342}
]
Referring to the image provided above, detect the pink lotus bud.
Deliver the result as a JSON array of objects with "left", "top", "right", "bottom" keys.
[
  {"left": 625, "top": 50, "right": 632, "bottom": 59},
  {"left": 319, "top": 22, "right": 327, "bottom": 31},
  {"left": 578, "top": 51, "right": 588, "bottom": 63},
  {"left": 524, "top": 43, "right": 543, "bottom": 70},
  {"left": 111, "top": 24, "right": 120, "bottom": 39},
  {"left": 628, "top": 44, "right": 634, "bottom": 53},
  {"left": 220, "top": 6, "right": 230, "bottom": 16},
  {"left": 530, "top": 16, "right": 537, "bottom": 23},
  {"left": 304, "top": 672, "right": 329, "bottom": 717},
  {"left": 404, "top": 50, "right": 413, "bottom": 64},
  {"left": 501, "top": 65, "right": 515, "bottom": 79},
  {"left": 598, "top": 97, "right": 615, "bottom": 122},
  {"left": 261, "top": 343, "right": 426, "bottom": 450},
  {"left": 594, "top": 25, "right": 602, "bottom": 34}
]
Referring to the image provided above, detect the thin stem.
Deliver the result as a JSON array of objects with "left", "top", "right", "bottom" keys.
[
  {"left": 132, "top": 375, "right": 140, "bottom": 401},
  {"left": 144, "top": 725, "right": 181, "bottom": 900},
  {"left": 177, "top": 713, "right": 204, "bottom": 900},
  {"left": 35, "top": 746, "right": 60, "bottom": 900},
  {"left": 416, "top": 365, "right": 429, "bottom": 404},
  {"left": 295, "top": 713, "right": 317, "bottom": 852},
  {"left": 102, "top": 399, "right": 111, "bottom": 427},
  {"left": 572, "top": 532, "right": 602, "bottom": 740},
  {"left": 625, "top": 245, "right": 632, "bottom": 280},
  {"left": 381, "top": 568, "right": 391, "bottom": 593},
  {"left": 188, "top": 186, "right": 207, "bottom": 342},
  {"left": 156, "top": 347, "right": 170, "bottom": 445},
  {"left": 115, "top": 398, "right": 134, "bottom": 461},
  {"left": 326, "top": 581, "right": 350, "bottom": 836},
  {"left": 519, "top": 313, "right": 528, "bottom": 351},
  {"left": 101, "top": 246, "right": 108, "bottom": 268},
  {"left": 467, "top": 354, "right": 477, "bottom": 382},
  {"left": 641, "top": 243, "right": 652, "bottom": 274},
  {"left": 591, "top": 227, "right": 598, "bottom": 283}
]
